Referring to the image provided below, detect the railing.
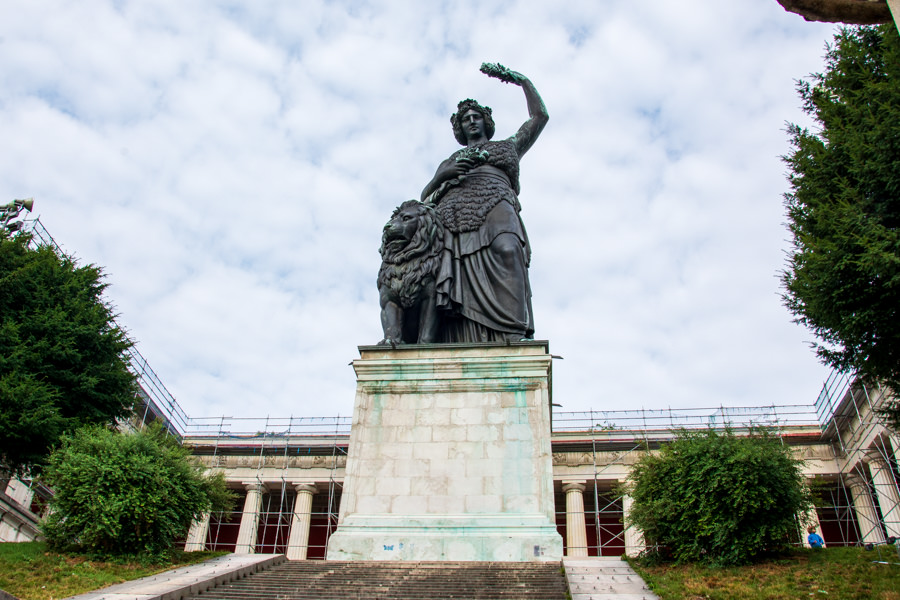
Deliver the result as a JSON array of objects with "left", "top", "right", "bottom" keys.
[
  {"left": 182, "top": 406, "right": 821, "bottom": 442},
  {"left": 814, "top": 368, "right": 854, "bottom": 427},
  {"left": 128, "top": 346, "right": 192, "bottom": 437},
  {"left": 20, "top": 217, "right": 57, "bottom": 248},
  {"left": 184, "top": 416, "right": 353, "bottom": 439},
  {"left": 551, "top": 404, "right": 821, "bottom": 434}
]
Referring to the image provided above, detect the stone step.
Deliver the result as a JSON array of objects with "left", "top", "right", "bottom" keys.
[
  {"left": 184, "top": 560, "right": 569, "bottom": 600},
  {"left": 563, "top": 557, "right": 660, "bottom": 600}
]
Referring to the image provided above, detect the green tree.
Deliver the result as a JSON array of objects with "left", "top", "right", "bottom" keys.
[
  {"left": 0, "top": 231, "right": 137, "bottom": 477},
  {"left": 42, "top": 424, "right": 233, "bottom": 559},
  {"left": 782, "top": 25, "right": 900, "bottom": 422},
  {"left": 627, "top": 429, "right": 812, "bottom": 566}
]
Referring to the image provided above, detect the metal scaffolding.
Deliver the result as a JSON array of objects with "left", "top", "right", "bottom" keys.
[
  {"left": 812, "top": 371, "right": 900, "bottom": 550},
  {"left": 550, "top": 404, "right": 823, "bottom": 555},
  {"left": 183, "top": 415, "right": 350, "bottom": 557},
  {"left": 167, "top": 404, "right": 834, "bottom": 557}
]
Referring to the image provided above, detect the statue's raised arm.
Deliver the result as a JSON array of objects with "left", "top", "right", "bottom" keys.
[{"left": 479, "top": 63, "right": 548, "bottom": 156}]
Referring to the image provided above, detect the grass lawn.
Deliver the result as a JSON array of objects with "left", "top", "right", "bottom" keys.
[
  {"left": 0, "top": 542, "right": 227, "bottom": 600},
  {"left": 629, "top": 546, "right": 900, "bottom": 600}
]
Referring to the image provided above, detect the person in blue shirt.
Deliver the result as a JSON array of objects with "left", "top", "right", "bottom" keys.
[{"left": 807, "top": 526, "right": 825, "bottom": 548}]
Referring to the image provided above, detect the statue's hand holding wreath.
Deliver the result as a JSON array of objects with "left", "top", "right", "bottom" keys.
[
  {"left": 479, "top": 62, "right": 547, "bottom": 156},
  {"left": 480, "top": 62, "right": 527, "bottom": 85}
]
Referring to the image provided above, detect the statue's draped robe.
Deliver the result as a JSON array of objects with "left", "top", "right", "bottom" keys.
[{"left": 433, "top": 139, "right": 534, "bottom": 342}]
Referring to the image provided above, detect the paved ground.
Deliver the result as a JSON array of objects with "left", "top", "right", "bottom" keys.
[
  {"left": 63, "top": 554, "right": 283, "bottom": 600},
  {"left": 563, "top": 557, "right": 661, "bottom": 600}
]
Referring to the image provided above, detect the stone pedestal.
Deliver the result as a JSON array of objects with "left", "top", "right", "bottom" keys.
[{"left": 326, "top": 342, "right": 563, "bottom": 562}]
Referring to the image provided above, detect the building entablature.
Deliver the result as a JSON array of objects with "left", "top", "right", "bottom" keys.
[{"left": 189, "top": 424, "right": 843, "bottom": 489}]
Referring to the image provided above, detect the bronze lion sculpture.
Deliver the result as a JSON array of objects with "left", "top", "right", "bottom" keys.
[{"left": 377, "top": 200, "right": 445, "bottom": 345}]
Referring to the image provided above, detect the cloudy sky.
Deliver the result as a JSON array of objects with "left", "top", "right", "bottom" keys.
[{"left": 1, "top": 1, "right": 840, "bottom": 422}]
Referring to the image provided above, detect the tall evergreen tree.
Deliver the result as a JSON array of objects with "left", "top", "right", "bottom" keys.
[
  {"left": 0, "top": 231, "right": 137, "bottom": 476},
  {"left": 783, "top": 25, "right": 900, "bottom": 426}
]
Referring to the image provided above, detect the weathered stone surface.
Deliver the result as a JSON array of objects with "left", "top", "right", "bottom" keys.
[{"left": 326, "top": 342, "right": 562, "bottom": 561}]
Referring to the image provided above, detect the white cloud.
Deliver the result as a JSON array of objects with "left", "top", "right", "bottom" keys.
[{"left": 0, "top": 0, "right": 837, "bottom": 422}]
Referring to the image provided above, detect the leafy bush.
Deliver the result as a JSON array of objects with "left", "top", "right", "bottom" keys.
[
  {"left": 42, "top": 424, "right": 233, "bottom": 559},
  {"left": 627, "top": 428, "right": 812, "bottom": 566}
]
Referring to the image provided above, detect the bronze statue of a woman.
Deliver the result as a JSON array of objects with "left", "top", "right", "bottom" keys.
[{"left": 421, "top": 64, "right": 548, "bottom": 343}]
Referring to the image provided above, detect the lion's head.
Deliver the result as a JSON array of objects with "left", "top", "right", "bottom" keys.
[
  {"left": 378, "top": 200, "right": 445, "bottom": 308},
  {"left": 380, "top": 200, "right": 444, "bottom": 265}
]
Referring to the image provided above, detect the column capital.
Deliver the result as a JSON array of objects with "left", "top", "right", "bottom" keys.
[
  {"left": 242, "top": 481, "right": 266, "bottom": 493},
  {"left": 865, "top": 449, "right": 890, "bottom": 467},
  {"left": 294, "top": 482, "right": 318, "bottom": 494},
  {"left": 562, "top": 481, "right": 586, "bottom": 493},
  {"left": 844, "top": 473, "right": 867, "bottom": 488}
]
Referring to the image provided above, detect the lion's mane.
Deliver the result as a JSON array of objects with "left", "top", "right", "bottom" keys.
[{"left": 378, "top": 200, "right": 445, "bottom": 308}]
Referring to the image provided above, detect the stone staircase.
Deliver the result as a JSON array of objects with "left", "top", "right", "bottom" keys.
[{"left": 182, "top": 560, "right": 569, "bottom": 600}]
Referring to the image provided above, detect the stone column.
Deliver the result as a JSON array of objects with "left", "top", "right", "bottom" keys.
[
  {"left": 888, "top": 434, "right": 900, "bottom": 465},
  {"left": 286, "top": 483, "right": 318, "bottom": 560},
  {"left": 184, "top": 512, "right": 210, "bottom": 552},
  {"left": 235, "top": 482, "right": 265, "bottom": 554},
  {"left": 891, "top": 435, "right": 900, "bottom": 468},
  {"left": 10, "top": 521, "right": 23, "bottom": 543},
  {"left": 563, "top": 482, "right": 588, "bottom": 557},
  {"left": 868, "top": 454, "right": 900, "bottom": 538},
  {"left": 622, "top": 494, "right": 645, "bottom": 557},
  {"left": 889, "top": 0, "right": 900, "bottom": 33},
  {"left": 846, "top": 474, "right": 885, "bottom": 544},
  {"left": 800, "top": 503, "right": 824, "bottom": 548}
]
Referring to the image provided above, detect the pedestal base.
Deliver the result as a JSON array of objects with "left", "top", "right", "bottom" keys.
[
  {"left": 325, "top": 342, "right": 562, "bottom": 562},
  {"left": 327, "top": 514, "right": 562, "bottom": 561}
]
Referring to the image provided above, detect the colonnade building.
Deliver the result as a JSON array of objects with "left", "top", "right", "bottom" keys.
[
  {"left": 175, "top": 372, "right": 898, "bottom": 559},
  {"left": 2, "top": 352, "right": 899, "bottom": 559}
]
